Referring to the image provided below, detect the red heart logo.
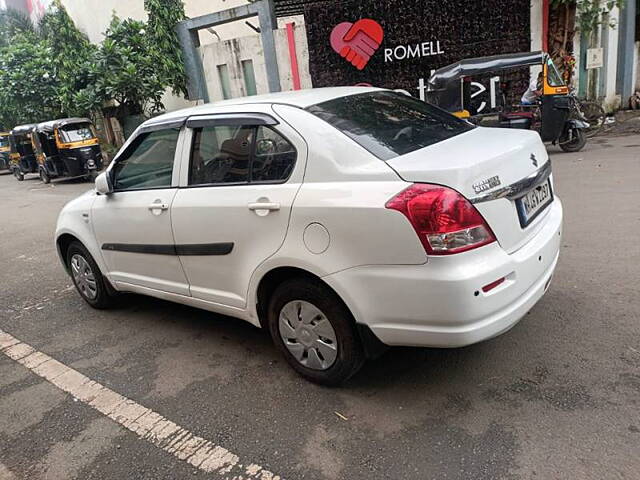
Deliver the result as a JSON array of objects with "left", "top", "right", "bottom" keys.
[{"left": 330, "top": 19, "right": 384, "bottom": 70}]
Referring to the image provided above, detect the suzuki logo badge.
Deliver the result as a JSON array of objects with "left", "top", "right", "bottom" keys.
[{"left": 531, "top": 153, "right": 539, "bottom": 168}]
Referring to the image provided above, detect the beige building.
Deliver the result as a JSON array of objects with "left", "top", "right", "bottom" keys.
[
  {"left": 60, "top": 0, "right": 258, "bottom": 45},
  {"left": 60, "top": 0, "right": 311, "bottom": 112}
]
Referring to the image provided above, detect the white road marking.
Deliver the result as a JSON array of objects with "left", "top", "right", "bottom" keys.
[{"left": 0, "top": 329, "right": 281, "bottom": 480}]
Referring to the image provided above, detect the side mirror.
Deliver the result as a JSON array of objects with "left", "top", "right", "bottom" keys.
[{"left": 95, "top": 172, "right": 113, "bottom": 195}]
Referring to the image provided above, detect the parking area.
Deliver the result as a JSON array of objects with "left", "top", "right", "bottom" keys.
[{"left": 1, "top": 135, "right": 639, "bottom": 480}]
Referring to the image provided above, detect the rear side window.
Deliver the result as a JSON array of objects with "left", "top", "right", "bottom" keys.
[
  {"left": 189, "top": 125, "right": 296, "bottom": 186},
  {"left": 252, "top": 126, "right": 297, "bottom": 182},
  {"left": 307, "top": 91, "right": 474, "bottom": 161},
  {"left": 113, "top": 128, "right": 180, "bottom": 191}
]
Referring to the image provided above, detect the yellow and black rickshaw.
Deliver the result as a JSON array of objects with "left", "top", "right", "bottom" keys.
[
  {"left": 427, "top": 51, "right": 589, "bottom": 152},
  {"left": 9, "top": 124, "right": 39, "bottom": 181},
  {"left": 32, "top": 118, "right": 104, "bottom": 183},
  {"left": 0, "top": 132, "right": 11, "bottom": 173}
]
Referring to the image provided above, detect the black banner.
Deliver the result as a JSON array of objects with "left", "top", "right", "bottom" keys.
[{"left": 304, "top": 0, "right": 531, "bottom": 107}]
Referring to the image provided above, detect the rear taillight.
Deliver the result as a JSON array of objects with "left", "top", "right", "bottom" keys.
[{"left": 386, "top": 184, "right": 496, "bottom": 255}]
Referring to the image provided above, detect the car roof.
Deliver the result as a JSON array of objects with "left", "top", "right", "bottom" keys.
[{"left": 146, "top": 86, "right": 384, "bottom": 127}]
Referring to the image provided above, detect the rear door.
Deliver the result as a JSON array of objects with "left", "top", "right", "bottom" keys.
[
  {"left": 92, "top": 125, "right": 191, "bottom": 295},
  {"left": 170, "top": 113, "right": 306, "bottom": 308}
]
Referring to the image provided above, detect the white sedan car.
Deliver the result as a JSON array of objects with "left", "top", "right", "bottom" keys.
[{"left": 55, "top": 87, "right": 562, "bottom": 385}]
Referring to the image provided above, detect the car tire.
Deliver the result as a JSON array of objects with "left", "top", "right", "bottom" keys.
[
  {"left": 267, "top": 278, "right": 365, "bottom": 386},
  {"left": 39, "top": 168, "right": 50, "bottom": 184},
  {"left": 66, "top": 241, "right": 118, "bottom": 309}
]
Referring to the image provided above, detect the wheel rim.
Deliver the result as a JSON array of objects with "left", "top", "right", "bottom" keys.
[
  {"left": 278, "top": 300, "right": 338, "bottom": 371},
  {"left": 70, "top": 254, "right": 98, "bottom": 300}
]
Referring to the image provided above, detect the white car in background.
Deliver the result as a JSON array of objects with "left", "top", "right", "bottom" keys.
[{"left": 55, "top": 87, "right": 562, "bottom": 385}]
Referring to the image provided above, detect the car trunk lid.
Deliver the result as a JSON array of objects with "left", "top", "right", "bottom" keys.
[{"left": 386, "top": 127, "right": 554, "bottom": 253}]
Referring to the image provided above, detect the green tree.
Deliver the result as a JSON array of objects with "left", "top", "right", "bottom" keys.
[
  {"left": 0, "top": 8, "right": 35, "bottom": 48},
  {"left": 144, "top": 0, "right": 188, "bottom": 96},
  {"left": 0, "top": 33, "right": 63, "bottom": 129},
  {"left": 93, "top": 15, "right": 166, "bottom": 121},
  {"left": 550, "top": 0, "right": 624, "bottom": 34},
  {"left": 38, "top": 0, "right": 98, "bottom": 116}
]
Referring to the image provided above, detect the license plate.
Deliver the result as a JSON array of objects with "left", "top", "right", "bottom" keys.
[{"left": 516, "top": 180, "right": 553, "bottom": 227}]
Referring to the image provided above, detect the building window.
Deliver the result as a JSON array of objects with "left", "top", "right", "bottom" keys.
[
  {"left": 217, "top": 64, "right": 232, "bottom": 100},
  {"left": 242, "top": 59, "right": 258, "bottom": 96}
]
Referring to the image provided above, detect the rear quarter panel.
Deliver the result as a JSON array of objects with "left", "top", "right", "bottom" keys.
[
  {"left": 246, "top": 106, "right": 429, "bottom": 323},
  {"left": 269, "top": 104, "right": 428, "bottom": 272}
]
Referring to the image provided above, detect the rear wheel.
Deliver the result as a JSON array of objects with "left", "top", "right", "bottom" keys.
[
  {"left": 560, "top": 128, "right": 586, "bottom": 152},
  {"left": 268, "top": 278, "right": 365, "bottom": 386},
  {"left": 39, "top": 168, "right": 50, "bottom": 184},
  {"left": 66, "top": 241, "right": 117, "bottom": 309},
  {"left": 13, "top": 168, "right": 24, "bottom": 181}
]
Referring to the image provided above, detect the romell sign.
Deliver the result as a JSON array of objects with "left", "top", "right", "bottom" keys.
[
  {"left": 384, "top": 41, "right": 445, "bottom": 63},
  {"left": 305, "top": 0, "right": 531, "bottom": 111}
]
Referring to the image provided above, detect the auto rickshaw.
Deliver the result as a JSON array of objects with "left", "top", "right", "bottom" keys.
[
  {"left": 32, "top": 118, "right": 104, "bottom": 183},
  {"left": 427, "top": 51, "right": 589, "bottom": 152},
  {"left": 9, "top": 124, "right": 39, "bottom": 181},
  {"left": 0, "top": 132, "right": 11, "bottom": 173}
]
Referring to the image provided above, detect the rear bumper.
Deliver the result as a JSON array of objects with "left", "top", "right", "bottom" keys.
[{"left": 324, "top": 199, "right": 563, "bottom": 348}]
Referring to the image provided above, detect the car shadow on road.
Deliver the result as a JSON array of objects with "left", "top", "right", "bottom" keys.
[{"left": 108, "top": 292, "right": 491, "bottom": 392}]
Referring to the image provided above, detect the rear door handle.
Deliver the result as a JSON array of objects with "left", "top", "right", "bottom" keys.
[{"left": 248, "top": 202, "right": 280, "bottom": 212}]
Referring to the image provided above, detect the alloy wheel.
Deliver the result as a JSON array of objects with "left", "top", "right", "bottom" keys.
[
  {"left": 71, "top": 254, "right": 98, "bottom": 300},
  {"left": 278, "top": 300, "right": 338, "bottom": 371}
]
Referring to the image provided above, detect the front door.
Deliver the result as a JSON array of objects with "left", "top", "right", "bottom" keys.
[
  {"left": 170, "top": 117, "right": 305, "bottom": 308},
  {"left": 92, "top": 127, "right": 190, "bottom": 296}
]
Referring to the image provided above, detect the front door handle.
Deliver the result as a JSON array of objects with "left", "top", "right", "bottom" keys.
[
  {"left": 248, "top": 202, "right": 280, "bottom": 212},
  {"left": 149, "top": 200, "right": 169, "bottom": 211}
]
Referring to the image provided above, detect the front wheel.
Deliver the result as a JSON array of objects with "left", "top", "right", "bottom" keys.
[
  {"left": 560, "top": 128, "right": 586, "bottom": 152},
  {"left": 66, "top": 241, "right": 118, "bottom": 309},
  {"left": 13, "top": 168, "right": 24, "bottom": 181},
  {"left": 268, "top": 278, "right": 365, "bottom": 386}
]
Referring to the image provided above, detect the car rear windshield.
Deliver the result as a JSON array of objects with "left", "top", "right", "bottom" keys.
[{"left": 306, "top": 91, "right": 474, "bottom": 161}]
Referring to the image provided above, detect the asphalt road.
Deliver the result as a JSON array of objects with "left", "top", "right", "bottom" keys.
[{"left": 1, "top": 135, "right": 639, "bottom": 480}]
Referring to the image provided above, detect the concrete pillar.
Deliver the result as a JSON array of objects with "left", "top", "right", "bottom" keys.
[
  {"left": 530, "top": 0, "right": 544, "bottom": 81},
  {"left": 634, "top": 42, "right": 640, "bottom": 91},
  {"left": 531, "top": 0, "right": 544, "bottom": 52},
  {"left": 616, "top": 0, "right": 637, "bottom": 103},
  {"left": 603, "top": 7, "right": 620, "bottom": 109}
]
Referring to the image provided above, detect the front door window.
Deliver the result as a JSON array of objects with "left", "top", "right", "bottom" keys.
[{"left": 113, "top": 128, "right": 180, "bottom": 191}]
